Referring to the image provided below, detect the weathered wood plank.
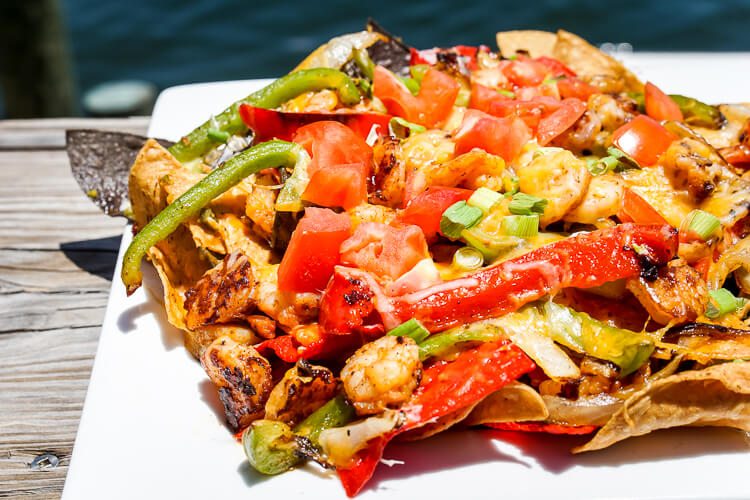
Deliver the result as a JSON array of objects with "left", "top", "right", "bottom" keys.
[
  {"left": 0, "top": 117, "right": 148, "bottom": 499},
  {"left": 0, "top": 116, "right": 151, "bottom": 150}
]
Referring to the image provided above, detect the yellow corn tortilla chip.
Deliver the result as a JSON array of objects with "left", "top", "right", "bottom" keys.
[
  {"left": 575, "top": 361, "right": 750, "bottom": 453},
  {"left": 398, "top": 402, "right": 480, "bottom": 441},
  {"left": 496, "top": 30, "right": 557, "bottom": 59},
  {"left": 464, "top": 382, "right": 549, "bottom": 426},
  {"left": 553, "top": 30, "right": 643, "bottom": 93}
]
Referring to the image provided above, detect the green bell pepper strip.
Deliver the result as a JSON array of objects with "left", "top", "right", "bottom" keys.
[
  {"left": 243, "top": 394, "right": 356, "bottom": 475},
  {"left": 542, "top": 301, "right": 654, "bottom": 376},
  {"left": 418, "top": 323, "right": 502, "bottom": 360},
  {"left": 168, "top": 68, "right": 361, "bottom": 163},
  {"left": 121, "top": 140, "right": 302, "bottom": 295},
  {"left": 668, "top": 94, "right": 725, "bottom": 129}
]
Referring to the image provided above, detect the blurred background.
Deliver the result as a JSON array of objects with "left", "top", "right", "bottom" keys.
[{"left": 1, "top": 0, "right": 749, "bottom": 119}]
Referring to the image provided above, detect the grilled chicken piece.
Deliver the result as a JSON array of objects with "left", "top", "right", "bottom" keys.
[
  {"left": 201, "top": 336, "right": 273, "bottom": 431},
  {"left": 265, "top": 360, "right": 338, "bottom": 426},
  {"left": 626, "top": 258, "right": 708, "bottom": 325},
  {"left": 341, "top": 335, "right": 422, "bottom": 416},
  {"left": 184, "top": 252, "right": 256, "bottom": 330}
]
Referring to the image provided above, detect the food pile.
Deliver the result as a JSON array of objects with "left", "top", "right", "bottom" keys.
[{"left": 121, "top": 22, "right": 750, "bottom": 496}]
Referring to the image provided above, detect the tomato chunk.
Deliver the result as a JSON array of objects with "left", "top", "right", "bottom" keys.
[
  {"left": 611, "top": 115, "right": 678, "bottom": 166},
  {"left": 453, "top": 109, "right": 532, "bottom": 161},
  {"left": 644, "top": 81, "right": 683, "bottom": 122},
  {"left": 502, "top": 59, "right": 548, "bottom": 87},
  {"left": 340, "top": 222, "right": 429, "bottom": 280},
  {"left": 277, "top": 207, "right": 351, "bottom": 292},
  {"left": 397, "top": 187, "right": 473, "bottom": 241},
  {"left": 557, "top": 76, "right": 599, "bottom": 101},
  {"left": 535, "top": 56, "right": 577, "bottom": 77},
  {"left": 373, "top": 65, "right": 460, "bottom": 128},
  {"left": 536, "top": 97, "right": 586, "bottom": 146},
  {"left": 618, "top": 188, "right": 670, "bottom": 225},
  {"left": 293, "top": 121, "right": 372, "bottom": 209}
]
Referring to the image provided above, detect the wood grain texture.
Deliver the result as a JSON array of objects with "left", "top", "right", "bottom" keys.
[{"left": 0, "top": 117, "right": 145, "bottom": 499}]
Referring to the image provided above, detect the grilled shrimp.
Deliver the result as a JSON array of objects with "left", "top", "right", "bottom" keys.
[
  {"left": 250, "top": 264, "right": 320, "bottom": 328},
  {"left": 370, "top": 135, "right": 406, "bottom": 207},
  {"left": 419, "top": 150, "right": 507, "bottom": 191},
  {"left": 626, "top": 258, "right": 708, "bottom": 325},
  {"left": 659, "top": 138, "right": 725, "bottom": 199},
  {"left": 184, "top": 252, "right": 256, "bottom": 330},
  {"left": 553, "top": 94, "right": 637, "bottom": 155},
  {"left": 201, "top": 336, "right": 273, "bottom": 431},
  {"left": 265, "top": 360, "right": 338, "bottom": 426},
  {"left": 517, "top": 149, "right": 591, "bottom": 227},
  {"left": 564, "top": 173, "right": 624, "bottom": 226},
  {"left": 341, "top": 335, "right": 422, "bottom": 416}
]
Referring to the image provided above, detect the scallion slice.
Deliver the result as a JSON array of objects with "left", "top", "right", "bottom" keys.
[
  {"left": 497, "top": 89, "right": 515, "bottom": 98},
  {"left": 455, "top": 88, "right": 470, "bottom": 107},
  {"left": 705, "top": 288, "right": 740, "bottom": 318},
  {"left": 607, "top": 146, "right": 641, "bottom": 170},
  {"left": 508, "top": 193, "right": 548, "bottom": 216},
  {"left": 398, "top": 76, "right": 420, "bottom": 96},
  {"left": 467, "top": 187, "right": 502, "bottom": 214},
  {"left": 502, "top": 214, "right": 539, "bottom": 238},
  {"left": 440, "top": 201, "right": 483, "bottom": 240},
  {"left": 207, "top": 128, "right": 230, "bottom": 143},
  {"left": 410, "top": 64, "right": 430, "bottom": 84},
  {"left": 687, "top": 210, "right": 721, "bottom": 241},
  {"left": 389, "top": 117, "right": 426, "bottom": 139},
  {"left": 386, "top": 318, "right": 430, "bottom": 343},
  {"left": 533, "top": 146, "right": 563, "bottom": 159},
  {"left": 452, "top": 246, "right": 484, "bottom": 271}
]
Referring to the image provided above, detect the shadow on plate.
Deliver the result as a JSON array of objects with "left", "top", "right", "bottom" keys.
[
  {"left": 60, "top": 234, "right": 122, "bottom": 281},
  {"left": 199, "top": 378, "right": 228, "bottom": 425}
]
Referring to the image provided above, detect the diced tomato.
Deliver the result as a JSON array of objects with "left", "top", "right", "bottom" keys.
[
  {"left": 373, "top": 65, "right": 460, "bottom": 128},
  {"left": 397, "top": 187, "right": 473, "bottom": 241},
  {"left": 277, "top": 207, "right": 351, "bottom": 293},
  {"left": 469, "top": 84, "right": 562, "bottom": 129},
  {"left": 256, "top": 329, "right": 365, "bottom": 362},
  {"left": 469, "top": 83, "right": 512, "bottom": 114},
  {"left": 293, "top": 121, "right": 372, "bottom": 209},
  {"left": 536, "top": 97, "right": 586, "bottom": 146},
  {"left": 557, "top": 76, "right": 599, "bottom": 101},
  {"left": 611, "top": 115, "right": 678, "bottom": 166},
  {"left": 644, "top": 81, "right": 683, "bottom": 122},
  {"left": 617, "top": 188, "right": 670, "bottom": 225},
  {"left": 340, "top": 222, "right": 430, "bottom": 280},
  {"left": 453, "top": 109, "right": 532, "bottom": 162},
  {"left": 535, "top": 56, "right": 577, "bottom": 77},
  {"left": 515, "top": 84, "right": 560, "bottom": 101},
  {"left": 238, "top": 105, "right": 391, "bottom": 143},
  {"left": 502, "top": 59, "right": 548, "bottom": 87},
  {"left": 485, "top": 422, "right": 598, "bottom": 435}
]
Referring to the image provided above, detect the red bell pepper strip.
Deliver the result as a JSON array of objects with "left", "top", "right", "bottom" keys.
[
  {"left": 485, "top": 421, "right": 598, "bottom": 435},
  {"left": 337, "top": 341, "right": 535, "bottom": 497},
  {"left": 238, "top": 104, "right": 391, "bottom": 143},
  {"left": 617, "top": 188, "right": 670, "bottom": 225},
  {"left": 319, "top": 224, "right": 678, "bottom": 334},
  {"left": 256, "top": 331, "right": 369, "bottom": 363}
]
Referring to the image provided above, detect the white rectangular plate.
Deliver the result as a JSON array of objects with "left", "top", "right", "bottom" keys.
[{"left": 63, "top": 54, "right": 750, "bottom": 500}]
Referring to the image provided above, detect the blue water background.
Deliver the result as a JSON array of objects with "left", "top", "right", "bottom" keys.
[{"left": 9, "top": 0, "right": 750, "bottom": 116}]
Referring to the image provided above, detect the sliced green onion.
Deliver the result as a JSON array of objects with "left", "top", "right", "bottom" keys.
[
  {"left": 542, "top": 76, "right": 564, "bottom": 85},
  {"left": 356, "top": 78, "right": 372, "bottom": 99},
  {"left": 533, "top": 146, "right": 563, "bottom": 159},
  {"left": 387, "top": 318, "right": 430, "bottom": 343},
  {"left": 440, "top": 201, "right": 484, "bottom": 240},
  {"left": 410, "top": 64, "right": 430, "bottom": 84},
  {"left": 497, "top": 89, "right": 515, "bottom": 98},
  {"left": 467, "top": 187, "right": 502, "bottom": 214},
  {"left": 502, "top": 175, "right": 520, "bottom": 196},
  {"left": 389, "top": 117, "right": 426, "bottom": 139},
  {"left": 207, "top": 128, "right": 230, "bottom": 143},
  {"left": 508, "top": 55, "right": 518, "bottom": 61},
  {"left": 460, "top": 227, "right": 521, "bottom": 262},
  {"left": 607, "top": 146, "right": 641, "bottom": 170},
  {"left": 455, "top": 88, "right": 470, "bottom": 107},
  {"left": 352, "top": 48, "right": 374, "bottom": 80},
  {"left": 508, "top": 193, "right": 548, "bottom": 216},
  {"left": 399, "top": 76, "right": 420, "bottom": 96},
  {"left": 705, "top": 288, "right": 740, "bottom": 318},
  {"left": 452, "top": 246, "right": 484, "bottom": 271},
  {"left": 502, "top": 214, "right": 539, "bottom": 238},
  {"left": 586, "top": 156, "right": 619, "bottom": 175},
  {"left": 687, "top": 210, "right": 721, "bottom": 241}
]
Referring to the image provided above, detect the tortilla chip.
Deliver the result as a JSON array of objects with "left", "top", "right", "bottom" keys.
[
  {"left": 398, "top": 402, "right": 479, "bottom": 441},
  {"left": 552, "top": 30, "right": 643, "bottom": 93},
  {"left": 464, "top": 382, "right": 549, "bottom": 426},
  {"left": 496, "top": 30, "right": 557, "bottom": 59},
  {"left": 575, "top": 361, "right": 750, "bottom": 452}
]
